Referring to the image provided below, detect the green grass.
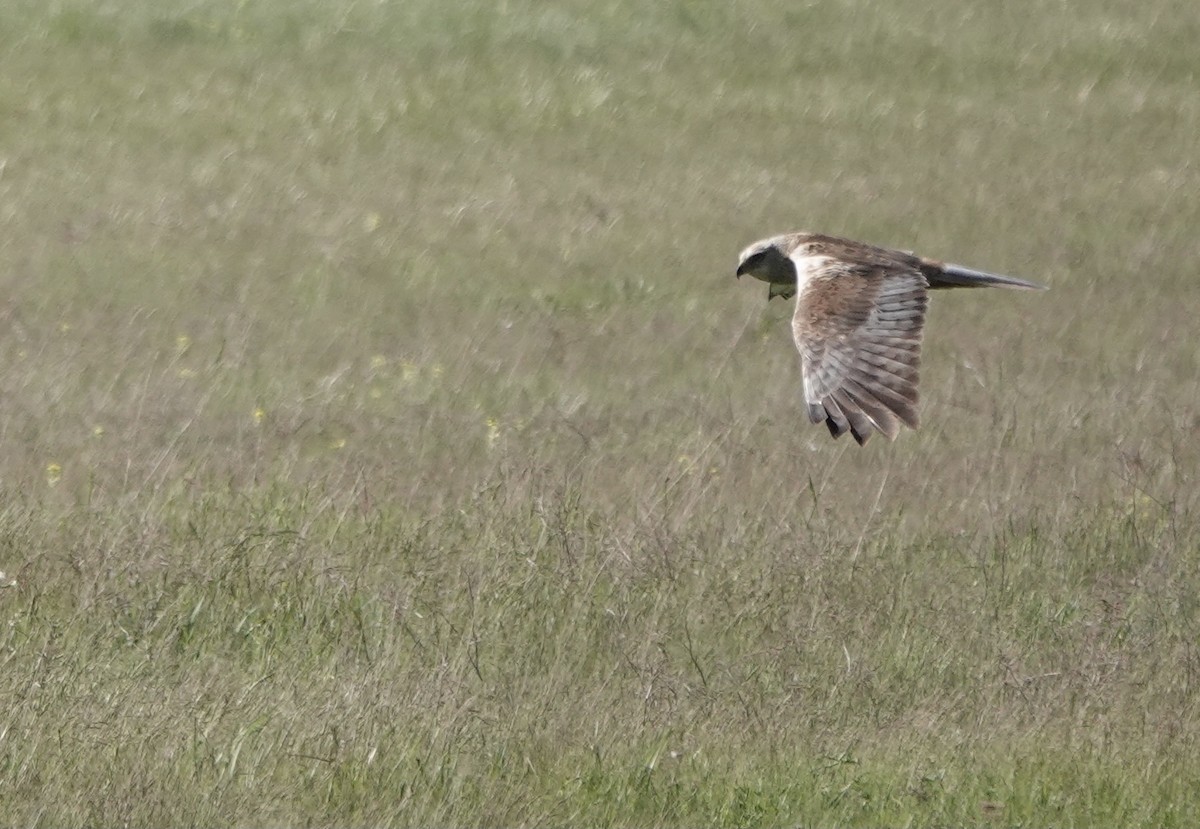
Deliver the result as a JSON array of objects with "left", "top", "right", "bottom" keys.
[{"left": 2, "top": 0, "right": 1199, "bottom": 824}]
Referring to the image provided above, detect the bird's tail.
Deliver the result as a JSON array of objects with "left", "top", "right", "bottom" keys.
[{"left": 924, "top": 261, "right": 1048, "bottom": 291}]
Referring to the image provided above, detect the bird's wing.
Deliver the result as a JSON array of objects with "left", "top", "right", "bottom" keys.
[
  {"left": 920, "top": 259, "right": 1048, "bottom": 291},
  {"left": 791, "top": 258, "right": 928, "bottom": 445}
]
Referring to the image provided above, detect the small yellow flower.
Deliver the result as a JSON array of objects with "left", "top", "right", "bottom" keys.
[
  {"left": 486, "top": 418, "right": 501, "bottom": 450},
  {"left": 401, "top": 361, "right": 418, "bottom": 384},
  {"left": 253, "top": 407, "right": 265, "bottom": 425},
  {"left": 330, "top": 437, "right": 346, "bottom": 450},
  {"left": 363, "top": 212, "right": 382, "bottom": 233},
  {"left": 59, "top": 322, "right": 72, "bottom": 333},
  {"left": 178, "top": 368, "right": 196, "bottom": 378},
  {"left": 46, "top": 463, "right": 62, "bottom": 486},
  {"left": 369, "top": 386, "right": 382, "bottom": 399},
  {"left": 176, "top": 334, "right": 191, "bottom": 353},
  {"left": 92, "top": 425, "right": 104, "bottom": 437},
  {"left": 370, "top": 354, "right": 387, "bottom": 371},
  {"left": 431, "top": 364, "right": 444, "bottom": 378}
]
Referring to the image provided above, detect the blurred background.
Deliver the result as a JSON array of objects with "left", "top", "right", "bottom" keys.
[{"left": 1, "top": 1, "right": 1197, "bottom": 824}]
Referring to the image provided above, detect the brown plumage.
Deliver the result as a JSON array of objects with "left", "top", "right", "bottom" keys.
[{"left": 736, "top": 232, "right": 1047, "bottom": 445}]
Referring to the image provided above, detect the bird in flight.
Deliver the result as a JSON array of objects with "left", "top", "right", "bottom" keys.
[{"left": 736, "top": 232, "right": 1046, "bottom": 445}]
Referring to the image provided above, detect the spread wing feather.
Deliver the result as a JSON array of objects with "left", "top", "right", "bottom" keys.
[
  {"left": 792, "top": 259, "right": 928, "bottom": 445},
  {"left": 829, "top": 391, "right": 875, "bottom": 443}
]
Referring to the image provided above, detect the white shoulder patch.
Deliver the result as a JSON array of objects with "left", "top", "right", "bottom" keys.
[{"left": 787, "top": 253, "right": 834, "bottom": 294}]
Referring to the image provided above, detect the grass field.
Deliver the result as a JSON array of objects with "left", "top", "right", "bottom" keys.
[{"left": 2, "top": 0, "right": 1199, "bottom": 824}]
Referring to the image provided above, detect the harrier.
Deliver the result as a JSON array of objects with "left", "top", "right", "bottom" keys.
[{"left": 736, "top": 232, "right": 1046, "bottom": 445}]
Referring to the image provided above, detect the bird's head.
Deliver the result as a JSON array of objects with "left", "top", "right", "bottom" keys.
[{"left": 736, "top": 236, "right": 797, "bottom": 298}]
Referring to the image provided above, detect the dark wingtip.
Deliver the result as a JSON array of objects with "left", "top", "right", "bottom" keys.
[{"left": 931, "top": 263, "right": 1050, "bottom": 292}]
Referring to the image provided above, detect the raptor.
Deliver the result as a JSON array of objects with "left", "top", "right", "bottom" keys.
[{"left": 736, "top": 232, "right": 1046, "bottom": 445}]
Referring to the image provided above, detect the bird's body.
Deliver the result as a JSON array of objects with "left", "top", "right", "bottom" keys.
[{"left": 736, "top": 232, "right": 1046, "bottom": 446}]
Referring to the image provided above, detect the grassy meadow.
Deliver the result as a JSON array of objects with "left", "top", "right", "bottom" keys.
[{"left": 2, "top": 0, "right": 1199, "bottom": 824}]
